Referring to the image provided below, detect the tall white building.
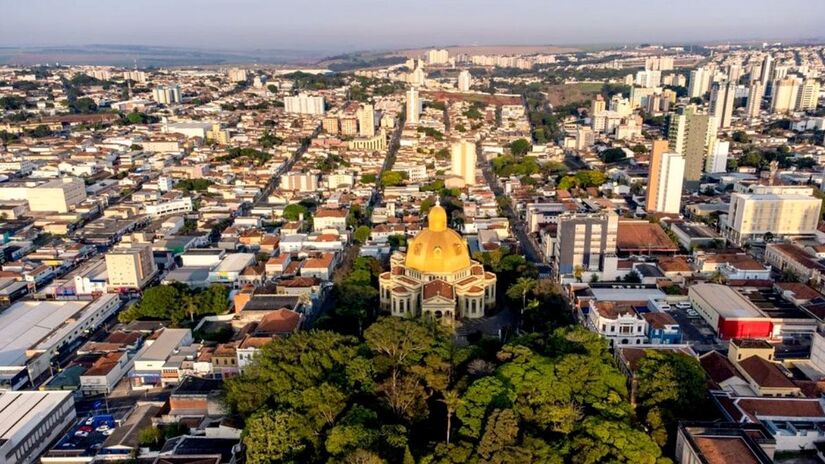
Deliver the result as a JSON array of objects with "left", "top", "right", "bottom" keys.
[
  {"left": 227, "top": 68, "right": 248, "bottom": 83},
  {"left": 635, "top": 70, "right": 662, "bottom": 88},
  {"left": 645, "top": 152, "right": 685, "bottom": 214},
  {"left": 357, "top": 104, "right": 375, "bottom": 137},
  {"left": 770, "top": 77, "right": 801, "bottom": 114},
  {"left": 457, "top": 70, "right": 472, "bottom": 92},
  {"left": 705, "top": 140, "right": 730, "bottom": 174},
  {"left": 123, "top": 70, "right": 146, "bottom": 83},
  {"left": 406, "top": 87, "right": 421, "bottom": 125},
  {"left": 450, "top": 140, "right": 477, "bottom": 186},
  {"left": 746, "top": 81, "right": 764, "bottom": 119},
  {"left": 709, "top": 80, "right": 736, "bottom": 128},
  {"left": 688, "top": 67, "right": 713, "bottom": 98},
  {"left": 760, "top": 55, "right": 774, "bottom": 88},
  {"left": 152, "top": 84, "right": 181, "bottom": 105},
  {"left": 409, "top": 67, "right": 426, "bottom": 86},
  {"left": 284, "top": 93, "right": 326, "bottom": 115},
  {"left": 427, "top": 49, "right": 449, "bottom": 65},
  {"left": 797, "top": 79, "right": 821, "bottom": 111}
]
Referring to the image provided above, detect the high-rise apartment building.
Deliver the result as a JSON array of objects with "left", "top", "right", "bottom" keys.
[
  {"left": 709, "top": 80, "right": 736, "bottom": 128},
  {"left": 645, "top": 152, "right": 685, "bottom": 214},
  {"left": 797, "top": 79, "right": 821, "bottom": 111},
  {"left": 770, "top": 77, "right": 801, "bottom": 114},
  {"left": 427, "top": 49, "right": 449, "bottom": 65},
  {"left": 591, "top": 95, "right": 606, "bottom": 117},
  {"left": 450, "top": 140, "right": 477, "bottom": 186},
  {"left": 284, "top": 93, "right": 326, "bottom": 115},
  {"left": 227, "top": 68, "right": 248, "bottom": 83},
  {"left": 356, "top": 104, "right": 375, "bottom": 137},
  {"left": 406, "top": 87, "right": 421, "bottom": 124},
  {"left": 457, "top": 70, "right": 472, "bottom": 92},
  {"left": 760, "top": 55, "right": 774, "bottom": 88},
  {"left": 705, "top": 140, "right": 730, "bottom": 174},
  {"left": 746, "top": 81, "right": 764, "bottom": 119},
  {"left": 688, "top": 67, "right": 713, "bottom": 98},
  {"left": 668, "top": 106, "right": 716, "bottom": 187},
  {"left": 152, "top": 84, "right": 181, "bottom": 105},
  {"left": 724, "top": 184, "right": 822, "bottom": 245},
  {"left": 553, "top": 211, "right": 619, "bottom": 279},
  {"left": 122, "top": 70, "right": 146, "bottom": 83},
  {"left": 409, "top": 67, "right": 426, "bottom": 86},
  {"left": 105, "top": 244, "right": 157, "bottom": 290}
]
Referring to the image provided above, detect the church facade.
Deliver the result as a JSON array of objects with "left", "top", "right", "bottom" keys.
[{"left": 379, "top": 204, "right": 497, "bottom": 323}]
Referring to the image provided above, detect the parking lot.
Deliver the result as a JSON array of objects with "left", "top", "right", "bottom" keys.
[{"left": 666, "top": 305, "right": 727, "bottom": 354}]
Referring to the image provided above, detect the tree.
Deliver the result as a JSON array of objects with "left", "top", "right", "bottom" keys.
[
  {"left": 283, "top": 203, "right": 310, "bottom": 221},
  {"left": 509, "top": 138, "right": 532, "bottom": 156},
  {"left": 354, "top": 225, "right": 371, "bottom": 244},
  {"left": 138, "top": 426, "right": 163, "bottom": 449},
  {"left": 439, "top": 390, "right": 462, "bottom": 445},
  {"left": 244, "top": 409, "right": 314, "bottom": 464},
  {"left": 477, "top": 408, "right": 520, "bottom": 461},
  {"left": 456, "top": 377, "right": 513, "bottom": 439},
  {"left": 635, "top": 350, "right": 709, "bottom": 448},
  {"left": 380, "top": 171, "right": 407, "bottom": 187}
]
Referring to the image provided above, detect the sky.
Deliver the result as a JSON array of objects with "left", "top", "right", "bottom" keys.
[{"left": 2, "top": 0, "right": 824, "bottom": 53}]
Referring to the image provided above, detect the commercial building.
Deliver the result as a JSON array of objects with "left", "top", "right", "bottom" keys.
[
  {"left": 105, "top": 244, "right": 158, "bottom": 291},
  {"left": 450, "top": 140, "right": 477, "bottom": 186},
  {"left": 0, "top": 178, "right": 87, "bottom": 213},
  {"left": 0, "top": 391, "right": 76, "bottom": 464},
  {"left": 668, "top": 105, "right": 716, "bottom": 188},
  {"left": 689, "top": 284, "right": 772, "bottom": 340},
  {"left": 0, "top": 295, "right": 122, "bottom": 389},
  {"left": 144, "top": 197, "right": 193, "bottom": 218},
  {"left": 645, "top": 151, "right": 685, "bottom": 214},
  {"left": 723, "top": 185, "right": 822, "bottom": 245},
  {"left": 406, "top": 87, "right": 421, "bottom": 124},
  {"left": 284, "top": 93, "right": 325, "bottom": 115},
  {"left": 130, "top": 328, "right": 194, "bottom": 389}
]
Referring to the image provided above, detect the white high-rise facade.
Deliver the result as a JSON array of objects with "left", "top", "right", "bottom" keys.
[
  {"left": 427, "top": 49, "right": 449, "bottom": 65},
  {"left": 228, "top": 68, "right": 248, "bottom": 83},
  {"left": 705, "top": 140, "right": 730, "bottom": 174},
  {"left": 357, "top": 104, "right": 375, "bottom": 137},
  {"left": 797, "top": 79, "right": 821, "bottom": 111},
  {"left": 457, "top": 70, "right": 472, "bottom": 92},
  {"left": 770, "top": 77, "right": 801, "bottom": 114},
  {"left": 688, "top": 67, "right": 713, "bottom": 98},
  {"left": 284, "top": 93, "right": 326, "bottom": 115},
  {"left": 746, "top": 81, "right": 764, "bottom": 119},
  {"left": 646, "top": 152, "right": 685, "bottom": 214},
  {"left": 406, "top": 87, "right": 421, "bottom": 124},
  {"left": 450, "top": 140, "right": 477, "bottom": 186},
  {"left": 152, "top": 84, "right": 181, "bottom": 105}
]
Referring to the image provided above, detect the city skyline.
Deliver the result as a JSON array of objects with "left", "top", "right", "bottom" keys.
[{"left": 2, "top": 0, "right": 825, "bottom": 55}]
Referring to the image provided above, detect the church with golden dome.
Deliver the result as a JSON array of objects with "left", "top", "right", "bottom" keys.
[{"left": 379, "top": 202, "right": 497, "bottom": 323}]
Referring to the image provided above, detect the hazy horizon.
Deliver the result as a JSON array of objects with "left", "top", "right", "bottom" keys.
[{"left": 3, "top": 0, "right": 825, "bottom": 55}]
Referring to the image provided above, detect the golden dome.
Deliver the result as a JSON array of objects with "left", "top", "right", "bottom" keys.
[{"left": 405, "top": 204, "right": 471, "bottom": 274}]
